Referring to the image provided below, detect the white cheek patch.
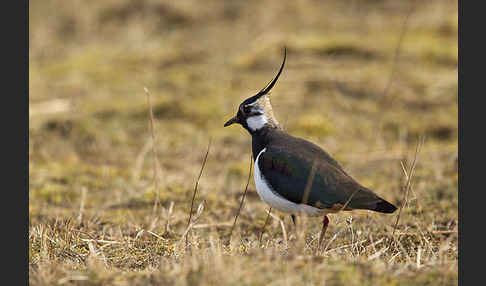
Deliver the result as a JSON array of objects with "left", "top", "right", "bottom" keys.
[{"left": 247, "top": 114, "right": 268, "bottom": 131}]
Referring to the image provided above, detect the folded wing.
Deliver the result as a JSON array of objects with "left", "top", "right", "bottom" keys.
[{"left": 258, "top": 141, "right": 395, "bottom": 213}]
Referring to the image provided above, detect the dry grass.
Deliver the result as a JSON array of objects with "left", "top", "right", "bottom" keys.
[{"left": 29, "top": 0, "right": 457, "bottom": 285}]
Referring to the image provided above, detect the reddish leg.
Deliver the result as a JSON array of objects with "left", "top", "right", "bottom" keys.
[{"left": 318, "top": 215, "right": 330, "bottom": 251}]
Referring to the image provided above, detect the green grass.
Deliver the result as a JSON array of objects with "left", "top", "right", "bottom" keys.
[{"left": 30, "top": 0, "right": 457, "bottom": 285}]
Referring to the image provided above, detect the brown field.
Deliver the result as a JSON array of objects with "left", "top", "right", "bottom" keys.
[{"left": 29, "top": 0, "right": 458, "bottom": 285}]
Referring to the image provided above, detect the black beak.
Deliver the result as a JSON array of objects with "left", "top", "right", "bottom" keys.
[{"left": 224, "top": 116, "right": 239, "bottom": 127}]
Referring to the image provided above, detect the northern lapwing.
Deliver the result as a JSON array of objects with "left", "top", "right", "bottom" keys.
[{"left": 224, "top": 48, "right": 397, "bottom": 248}]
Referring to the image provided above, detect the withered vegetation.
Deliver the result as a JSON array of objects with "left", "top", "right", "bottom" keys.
[{"left": 30, "top": 0, "right": 457, "bottom": 285}]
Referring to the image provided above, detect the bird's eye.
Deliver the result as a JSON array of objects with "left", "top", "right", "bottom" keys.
[{"left": 243, "top": 105, "right": 252, "bottom": 114}]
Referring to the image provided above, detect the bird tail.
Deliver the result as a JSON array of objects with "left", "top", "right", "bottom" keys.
[
  {"left": 346, "top": 187, "right": 398, "bottom": 214},
  {"left": 372, "top": 198, "right": 397, "bottom": 213}
]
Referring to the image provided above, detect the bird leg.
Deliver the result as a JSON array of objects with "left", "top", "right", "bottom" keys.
[
  {"left": 289, "top": 214, "right": 297, "bottom": 240},
  {"left": 291, "top": 214, "right": 297, "bottom": 227},
  {"left": 317, "top": 215, "right": 330, "bottom": 251}
]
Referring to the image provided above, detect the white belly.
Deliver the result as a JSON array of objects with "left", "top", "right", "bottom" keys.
[{"left": 253, "top": 148, "right": 326, "bottom": 216}]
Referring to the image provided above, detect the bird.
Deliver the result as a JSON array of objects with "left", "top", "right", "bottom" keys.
[{"left": 224, "top": 48, "right": 397, "bottom": 248}]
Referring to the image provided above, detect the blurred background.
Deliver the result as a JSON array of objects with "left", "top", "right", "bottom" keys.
[{"left": 29, "top": 0, "right": 457, "bottom": 283}]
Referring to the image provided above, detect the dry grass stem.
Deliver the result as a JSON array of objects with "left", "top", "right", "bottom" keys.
[
  {"left": 323, "top": 228, "right": 346, "bottom": 253},
  {"left": 259, "top": 207, "right": 272, "bottom": 246},
  {"left": 77, "top": 187, "right": 87, "bottom": 224},
  {"left": 391, "top": 136, "right": 424, "bottom": 245},
  {"left": 229, "top": 153, "right": 253, "bottom": 241},
  {"left": 164, "top": 201, "right": 175, "bottom": 233},
  {"left": 267, "top": 211, "right": 288, "bottom": 249},
  {"left": 144, "top": 87, "right": 162, "bottom": 216},
  {"left": 186, "top": 140, "right": 211, "bottom": 247},
  {"left": 179, "top": 200, "right": 206, "bottom": 249},
  {"left": 302, "top": 160, "right": 318, "bottom": 205},
  {"left": 340, "top": 188, "right": 361, "bottom": 212},
  {"left": 193, "top": 222, "right": 233, "bottom": 229},
  {"left": 132, "top": 138, "right": 153, "bottom": 181},
  {"left": 381, "top": 3, "right": 415, "bottom": 99}
]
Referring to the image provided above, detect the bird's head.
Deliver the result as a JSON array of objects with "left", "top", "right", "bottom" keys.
[{"left": 224, "top": 48, "right": 286, "bottom": 134}]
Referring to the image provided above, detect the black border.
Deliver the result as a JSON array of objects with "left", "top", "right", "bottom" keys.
[
  {"left": 11, "top": 0, "right": 29, "bottom": 284},
  {"left": 0, "top": 0, "right": 30, "bottom": 283}
]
